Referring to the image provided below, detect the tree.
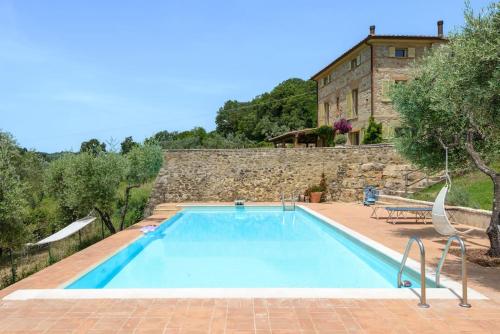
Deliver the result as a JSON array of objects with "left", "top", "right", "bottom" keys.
[
  {"left": 120, "top": 136, "right": 138, "bottom": 155},
  {"left": 391, "top": 3, "right": 500, "bottom": 255},
  {"left": 80, "top": 138, "right": 106, "bottom": 155},
  {"left": 0, "top": 132, "right": 28, "bottom": 251},
  {"left": 362, "top": 117, "right": 383, "bottom": 144},
  {"left": 214, "top": 78, "right": 317, "bottom": 142},
  {"left": 46, "top": 151, "right": 124, "bottom": 234},
  {"left": 314, "top": 125, "right": 335, "bottom": 147},
  {"left": 119, "top": 144, "right": 163, "bottom": 230}
]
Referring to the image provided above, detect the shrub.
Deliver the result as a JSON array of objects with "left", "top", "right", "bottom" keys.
[
  {"left": 314, "top": 125, "right": 334, "bottom": 147},
  {"left": 334, "top": 134, "right": 347, "bottom": 145},
  {"left": 362, "top": 117, "right": 383, "bottom": 144}
]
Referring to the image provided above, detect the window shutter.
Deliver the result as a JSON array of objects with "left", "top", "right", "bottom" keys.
[
  {"left": 381, "top": 80, "right": 392, "bottom": 102},
  {"left": 346, "top": 92, "right": 353, "bottom": 119},
  {"left": 356, "top": 54, "right": 361, "bottom": 65},
  {"left": 408, "top": 47, "right": 416, "bottom": 58},
  {"left": 389, "top": 47, "right": 395, "bottom": 57},
  {"left": 382, "top": 124, "right": 394, "bottom": 138}
]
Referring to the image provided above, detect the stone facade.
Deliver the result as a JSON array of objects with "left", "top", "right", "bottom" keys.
[
  {"left": 371, "top": 42, "right": 438, "bottom": 138},
  {"left": 313, "top": 24, "right": 446, "bottom": 144},
  {"left": 317, "top": 46, "right": 372, "bottom": 137},
  {"left": 146, "top": 145, "right": 421, "bottom": 215}
]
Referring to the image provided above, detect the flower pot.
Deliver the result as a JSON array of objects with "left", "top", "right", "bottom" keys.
[{"left": 310, "top": 192, "right": 322, "bottom": 203}]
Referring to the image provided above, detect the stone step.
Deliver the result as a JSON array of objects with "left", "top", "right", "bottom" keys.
[
  {"left": 156, "top": 203, "right": 179, "bottom": 208},
  {"left": 152, "top": 203, "right": 181, "bottom": 216},
  {"left": 154, "top": 207, "right": 179, "bottom": 211},
  {"left": 152, "top": 210, "right": 179, "bottom": 216}
]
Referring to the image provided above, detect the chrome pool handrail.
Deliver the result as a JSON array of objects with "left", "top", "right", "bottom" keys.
[
  {"left": 398, "top": 236, "right": 430, "bottom": 308},
  {"left": 281, "top": 190, "right": 296, "bottom": 211},
  {"left": 435, "top": 235, "right": 471, "bottom": 308}
]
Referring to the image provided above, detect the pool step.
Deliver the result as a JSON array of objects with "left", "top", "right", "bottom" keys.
[{"left": 153, "top": 204, "right": 180, "bottom": 216}]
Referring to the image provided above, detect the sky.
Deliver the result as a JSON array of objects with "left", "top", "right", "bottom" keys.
[{"left": 0, "top": 0, "right": 493, "bottom": 152}]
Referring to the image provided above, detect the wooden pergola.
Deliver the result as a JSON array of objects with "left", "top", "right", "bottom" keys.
[{"left": 268, "top": 128, "right": 322, "bottom": 148}]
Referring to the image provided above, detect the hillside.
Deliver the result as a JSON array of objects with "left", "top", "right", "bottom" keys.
[{"left": 410, "top": 163, "right": 498, "bottom": 210}]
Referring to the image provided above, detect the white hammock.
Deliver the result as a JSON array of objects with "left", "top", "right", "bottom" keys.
[
  {"left": 432, "top": 185, "right": 474, "bottom": 236},
  {"left": 32, "top": 216, "right": 97, "bottom": 246}
]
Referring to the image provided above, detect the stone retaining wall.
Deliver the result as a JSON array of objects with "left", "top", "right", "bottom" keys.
[{"left": 146, "top": 145, "right": 422, "bottom": 215}]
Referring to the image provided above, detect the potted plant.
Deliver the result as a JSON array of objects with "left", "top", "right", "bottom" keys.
[
  {"left": 307, "top": 173, "right": 328, "bottom": 203},
  {"left": 308, "top": 185, "right": 324, "bottom": 203}
]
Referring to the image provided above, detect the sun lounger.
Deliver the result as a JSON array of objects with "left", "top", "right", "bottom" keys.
[
  {"left": 385, "top": 206, "right": 432, "bottom": 224},
  {"left": 370, "top": 203, "right": 416, "bottom": 219}
]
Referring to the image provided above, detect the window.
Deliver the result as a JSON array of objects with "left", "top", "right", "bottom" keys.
[
  {"left": 350, "top": 59, "right": 357, "bottom": 69},
  {"left": 324, "top": 102, "right": 330, "bottom": 125},
  {"left": 350, "top": 55, "right": 361, "bottom": 70},
  {"left": 395, "top": 48, "right": 408, "bottom": 58},
  {"left": 349, "top": 132, "right": 360, "bottom": 145},
  {"left": 352, "top": 89, "right": 359, "bottom": 117},
  {"left": 322, "top": 73, "right": 332, "bottom": 86}
]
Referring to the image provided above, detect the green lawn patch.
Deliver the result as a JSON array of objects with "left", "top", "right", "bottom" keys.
[{"left": 410, "top": 163, "right": 498, "bottom": 211}]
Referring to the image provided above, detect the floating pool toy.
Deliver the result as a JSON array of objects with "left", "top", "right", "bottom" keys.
[
  {"left": 140, "top": 225, "right": 157, "bottom": 233},
  {"left": 403, "top": 280, "right": 412, "bottom": 287}
]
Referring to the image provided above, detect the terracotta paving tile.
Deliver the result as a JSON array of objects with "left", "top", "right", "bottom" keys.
[
  {"left": 90, "top": 317, "right": 128, "bottom": 331},
  {"left": 1, "top": 203, "right": 500, "bottom": 333}
]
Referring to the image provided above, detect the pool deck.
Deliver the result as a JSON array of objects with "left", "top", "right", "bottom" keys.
[{"left": 1, "top": 202, "right": 500, "bottom": 333}]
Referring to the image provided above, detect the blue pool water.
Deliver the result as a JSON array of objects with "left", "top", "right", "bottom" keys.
[{"left": 67, "top": 206, "right": 434, "bottom": 289}]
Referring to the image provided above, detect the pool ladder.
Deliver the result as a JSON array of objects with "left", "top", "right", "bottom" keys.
[
  {"left": 398, "top": 235, "right": 471, "bottom": 308},
  {"left": 281, "top": 191, "right": 296, "bottom": 211},
  {"left": 398, "top": 236, "right": 430, "bottom": 308},
  {"left": 435, "top": 235, "right": 471, "bottom": 308}
]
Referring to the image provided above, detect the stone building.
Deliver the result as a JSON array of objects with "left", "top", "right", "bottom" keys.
[{"left": 311, "top": 22, "right": 446, "bottom": 145}]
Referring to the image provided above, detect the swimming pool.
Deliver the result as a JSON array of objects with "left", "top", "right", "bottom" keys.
[{"left": 66, "top": 206, "right": 435, "bottom": 289}]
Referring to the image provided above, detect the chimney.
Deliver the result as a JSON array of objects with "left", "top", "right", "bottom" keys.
[
  {"left": 437, "top": 20, "right": 444, "bottom": 38},
  {"left": 369, "top": 25, "right": 376, "bottom": 36}
]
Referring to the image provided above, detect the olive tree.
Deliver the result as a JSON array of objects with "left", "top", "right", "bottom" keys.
[
  {"left": 46, "top": 151, "right": 124, "bottom": 234},
  {"left": 0, "top": 133, "right": 28, "bottom": 250},
  {"left": 119, "top": 144, "right": 163, "bottom": 230},
  {"left": 391, "top": 3, "right": 500, "bottom": 255}
]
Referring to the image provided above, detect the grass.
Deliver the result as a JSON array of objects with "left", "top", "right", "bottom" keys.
[{"left": 410, "top": 162, "right": 498, "bottom": 210}]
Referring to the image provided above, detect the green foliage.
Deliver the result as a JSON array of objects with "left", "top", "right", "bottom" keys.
[
  {"left": 146, "top": 128, "right": 264, "bottom": 149},
  {"left": 334, "top": 134, "right": 347, "bottom": 145},
  {"left": 391, "top": 3, "right": 500, "bottom": 254},
  {"left": 120, "top": 136, "right": 139, "bottom": 154},
  {"left": 314, "top": 126, "right": 334, "bottom": 147},
  {"left": 307, "top": 185, "right": 324, "bottom": 193},
  {"left": 306, "top": 173, "right": 328, "bottom": 196},
  {"left": 411, "top": 161, "right": 499, "bottom": 210},
  {"left": 125, "top": 144, "right": 163, "bottom": 185},
  {"left": 391, "top": 3, "right": 500, "bottom": 173},
  {"left": 362, "top": 117, "right": 383, "bottom": 144},
  {"left": 45, "top": 151, "right": 124, "bottom": 232},
  {"left": 114, "top": 181, "right": 153, "bottom": 229},
  {"left": 0, "top": 132, "right": 28, "bottom": 249},
  {"left": 80, "top": 138, "right": 106, "bottom": 155},
  {"left": 215, "top": 78, "right": 317, "bottom": 141}
]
